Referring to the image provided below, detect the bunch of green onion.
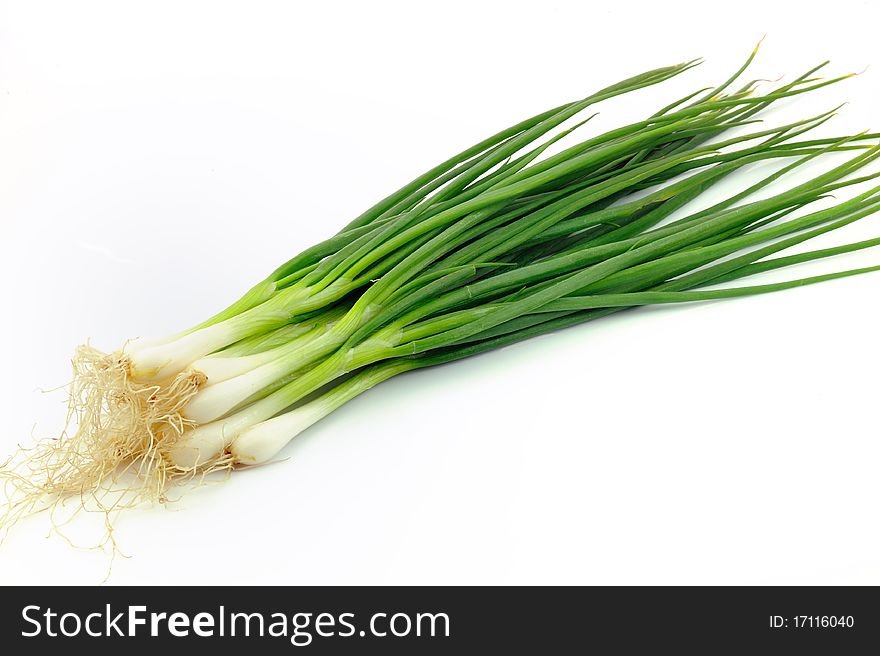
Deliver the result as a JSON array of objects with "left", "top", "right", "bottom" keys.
[{"left": 4, "top": 46, "right": 880, "bottom": 521}]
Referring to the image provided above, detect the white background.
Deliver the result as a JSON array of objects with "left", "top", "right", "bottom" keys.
[{"left": 1, "top": 0, "right": 879, "bottom": 585}]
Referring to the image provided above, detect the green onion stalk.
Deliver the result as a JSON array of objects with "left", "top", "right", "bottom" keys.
[{"left": 4, "top": 44, "right": 880, "bottom": 530}]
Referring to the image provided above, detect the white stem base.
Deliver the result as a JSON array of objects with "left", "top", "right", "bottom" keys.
[
  {"left": 125, "top": 322, "right": 238, "bottom": 383},
  {"left": 167, "top": 406, "right": 265, "bottom": 469},
  {"left": 230, "top": 403, "right": 330, "bottom": 465}
]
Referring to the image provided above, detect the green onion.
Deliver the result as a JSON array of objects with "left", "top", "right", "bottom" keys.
[{"left": 3, "top": 46, "right": 879, "bottom": 531}]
